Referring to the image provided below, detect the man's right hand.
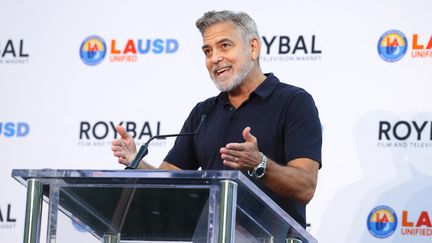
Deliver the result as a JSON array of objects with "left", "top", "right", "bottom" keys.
[{"left": 111, "top": 125, "right": 137, "bottom": 167}]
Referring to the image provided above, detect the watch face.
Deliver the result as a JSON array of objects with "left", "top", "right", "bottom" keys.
[{"left": 255, "top": 167, "right": 265, "bottom": 176}]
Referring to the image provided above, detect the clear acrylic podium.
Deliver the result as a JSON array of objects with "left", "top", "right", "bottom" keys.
[{"left": 12, "top": 169, "right": 317, "bottom": 243}]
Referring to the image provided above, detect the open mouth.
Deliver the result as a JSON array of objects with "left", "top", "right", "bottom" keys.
[{"left": 214, "top": 66, "right": 232, "bottom": 76}]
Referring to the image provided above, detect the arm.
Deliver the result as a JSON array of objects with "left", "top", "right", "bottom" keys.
[
  {"left": 111, "top": 125, "right": 181, "bottom": 170},
  {"left": 220, "top": 127, "right": 319, "bottom": 205},
  {"left": 264, "top": 157, "right": 318, "bottom": 205}
]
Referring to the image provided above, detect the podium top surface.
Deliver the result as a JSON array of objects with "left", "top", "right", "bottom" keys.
[
  {"left": 12, "top": 169, "right": 257, "bottom": 187},
  {"left": 12, "top": 169, "right": 316, "bottom": 243}
]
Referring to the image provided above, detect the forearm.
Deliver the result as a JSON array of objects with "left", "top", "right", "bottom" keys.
[
  {"left": 135, "top": 160, "right": 181, "bottom": 170},
  {"left": 135, "top": 159, "right": 156, "bottom": 169},
  {"left": 262, "top": 158, "right": 318, "bottom": 205}
]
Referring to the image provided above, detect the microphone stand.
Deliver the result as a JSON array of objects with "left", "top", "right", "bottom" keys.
[
  {"left": 126, "top": 114, "right": 207, "bottom": 170},
  {"left": 110, "top": 114, "right": 207, "bottom": 235}
]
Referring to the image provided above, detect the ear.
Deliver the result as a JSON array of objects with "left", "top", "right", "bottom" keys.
[{"left": 250, "top": 37, "right": 260, "bottom": 61}]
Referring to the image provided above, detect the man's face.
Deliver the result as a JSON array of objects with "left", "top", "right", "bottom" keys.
[{"left": 201, "top": 22, "right": 254, "bottom": 92}]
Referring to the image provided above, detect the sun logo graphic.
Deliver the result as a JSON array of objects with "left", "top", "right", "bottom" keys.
[
  {"left": 367, "top": 205, "right": 398, "bottom": 238},
  {"left": 377, "top": 30, "right": 408, "bottom": 62},
  {"left": 80, "top": 36, "right": 107, "bottom": 66}
]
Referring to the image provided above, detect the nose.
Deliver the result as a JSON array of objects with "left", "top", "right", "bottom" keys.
[{"left": 210, "top": 51, "right": 223, "bottom": 64}]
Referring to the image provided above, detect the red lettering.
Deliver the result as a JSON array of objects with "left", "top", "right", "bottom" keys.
[
  {"left": 416, "top": 211, "right": 432, "bottom": 227},
  {"left": 402, "top": 211, "right": 414, "bottom": 227},
  {"left": 123, "top": 40, "right": 137, "bottom": 54},
  {"left": 427, "top": 35, "right": 432, "bottom": 49},
  {"left": 111, "top": 40, "right": 121, "bottom": 54},
  {"left": 87, "top": 42, "right": 99, "bottom": 52},
  {"left": 412, "top": 34, "right": 424, "bottom": 50},
  {"left": 377, "top": 212, "right": 389, "bottom": 223},
  {"left": 387, "top": 37, "right": 399, "bottom": 47}
]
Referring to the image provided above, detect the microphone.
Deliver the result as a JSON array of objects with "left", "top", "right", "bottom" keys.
[{"left": 126, "top": 114, "right": 207, "bottom": 169}]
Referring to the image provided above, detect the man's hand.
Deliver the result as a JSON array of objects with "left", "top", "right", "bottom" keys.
[
  {"left": 220, "top": 127, "right": 262, "bottom": 171},
  {"left": 111, "top": 126, "right": 137, "bottom": 166}
]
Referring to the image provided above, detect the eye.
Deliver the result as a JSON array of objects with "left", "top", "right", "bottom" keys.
[
  {"left": 221, "top": 43, "right": 230, "bottom": 49},
  {"left": 203, "top": 49, "right": 211, "bottom": 57}
]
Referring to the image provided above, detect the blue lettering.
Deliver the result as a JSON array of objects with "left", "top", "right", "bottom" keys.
[
  {"left": 4, "top": 122, "right": 15, "bottom": 137},
  {"left": 152, "top": 39, "right": 164, "bottom": 54},
  {"left": 136, "top": 39, "right": 179, "bottom": 55},
  {"left": 137, "top": 39, "right": 151, "bottom": 54},
  {"left": 17, "top": 122, "right": 30, "bottom": 137},
  {"left": 165, "top": 39, "right": 179, "bottom": 53},
  {"left": 0, "top": 122, "right": 30, "bottom": 137}
]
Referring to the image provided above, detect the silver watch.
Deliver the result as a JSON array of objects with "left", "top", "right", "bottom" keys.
[{"left": 248, "top": 153, "right": 268, "bottom": 178}]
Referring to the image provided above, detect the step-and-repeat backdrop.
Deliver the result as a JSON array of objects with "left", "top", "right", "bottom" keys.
[{"left": 1, "top": 0, "right": 431, "bottom": 242}]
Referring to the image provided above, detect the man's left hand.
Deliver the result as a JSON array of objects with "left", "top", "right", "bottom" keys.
[{"left": 220, "top": 126, "right": 262, "bottom": 171}]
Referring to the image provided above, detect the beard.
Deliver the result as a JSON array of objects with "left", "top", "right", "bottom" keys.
[{"left": 211, "top": 58, "right": 255, "bottom": 92}]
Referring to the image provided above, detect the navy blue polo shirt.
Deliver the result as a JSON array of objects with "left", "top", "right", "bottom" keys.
[{"left": 165, "top": 73, "right": 322, "bottom": 227}]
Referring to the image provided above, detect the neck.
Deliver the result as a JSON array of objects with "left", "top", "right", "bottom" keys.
[{"left": 228, "top": 67, "right": 266, "bottom": 108}]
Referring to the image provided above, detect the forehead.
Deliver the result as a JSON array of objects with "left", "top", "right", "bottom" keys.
[{"left": 202, "top": 21, "right": 243, "bottom": 45}]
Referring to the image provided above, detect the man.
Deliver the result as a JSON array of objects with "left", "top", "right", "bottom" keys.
[{"left": 111, "top": 10, "right": 322, "bottom": 228}]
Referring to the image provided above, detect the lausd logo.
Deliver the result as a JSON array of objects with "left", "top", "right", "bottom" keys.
[
  {"left": 401, "top": 210, "right": 432, "bottom": 236},
  {"left": 0, "top": 122, "right": 30, "bottom": 137},
  {"left": 378, "top": 30, "right": 408, "bottom": 62},
  {"left": 367, "top": 205, "right": 398, "bottom": 238},
  {"left": 0, "top": 39, "right": 29, "bottom": 64},
  {"left": 411, "top": 34, "right": 432, "bottom": 58},
  {"left": 80, "top": 36, "right": 179, "bottom": 66},
  {"left": 377, "top": 30, "right": 408, "bottom": 62},
  {"left": 80, "top": 36, "right": 107, "bottom": 66}
]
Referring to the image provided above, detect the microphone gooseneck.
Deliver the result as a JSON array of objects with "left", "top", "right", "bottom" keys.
[{"left": 126, "top": 114, "right": 207, "bottom": 169}]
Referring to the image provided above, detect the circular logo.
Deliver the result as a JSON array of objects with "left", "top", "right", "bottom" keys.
[
  {"left": 80, "top": 35, "right": 106, "bottom": 66},
  {"left": 367, "top": 205, "right": 398, "bottom": 238},
  {"left": 377, "top": 30, "right": 408, "bottom": 62}
]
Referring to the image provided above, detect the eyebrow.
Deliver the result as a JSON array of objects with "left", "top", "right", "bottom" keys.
[{"left": 201, "top": 38, "right": 234, "bottom": 50}]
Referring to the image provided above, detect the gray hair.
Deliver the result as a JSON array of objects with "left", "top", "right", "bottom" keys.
[{"left": 196, "top": 10, "right": 260, "bottom": 43}]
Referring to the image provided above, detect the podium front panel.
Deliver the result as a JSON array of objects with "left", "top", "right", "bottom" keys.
[{"left": 12, "top": 169, "right": 317, "bottom": 243}]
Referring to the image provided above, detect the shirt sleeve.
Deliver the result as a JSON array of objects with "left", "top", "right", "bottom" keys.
[
  {"left": 163, "top": 96, "right": 217, "bottom": 169},
  {"left": 164, "top": 108, "right": 200, "bottom": 170},
  {"left": 284, "top": 91, "right": 322, "bottom": 168}
]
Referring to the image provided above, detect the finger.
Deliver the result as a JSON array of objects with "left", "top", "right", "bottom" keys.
[
  {"left": 220, "top": 147, "right": 242, "bottom": 158},
  {"left": 223, "top": 160, "right": 242, "bottom": 170},
  {"left": 220, "top": 152, "right": 240, "bottom": 162},
  {"left": 114, "top": 150, "right": 128, "bottom": 158},
  {"left": 118, "top": 157, "right": 129, "bottom": 166},
  {"left": 111, "top": 141, "right": 123, "bottom": 151},
  {"left": 223, "top": 143, "right": 244, "bottom": 151},
  {"left": 242, "top": 127, "right": 257, "bottom": 144},
  {"left": 115, "top": 125, "right": 130, "bottom": 140},
  {"left": 111, "top": 139, "right": 123, "bottom": 146}
]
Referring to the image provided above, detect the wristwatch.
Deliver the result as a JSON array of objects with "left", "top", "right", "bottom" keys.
[{"left": 248, "top": 153, "right": 268, "bottom": 179}]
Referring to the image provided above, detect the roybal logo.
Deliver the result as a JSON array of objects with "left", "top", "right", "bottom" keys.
[
  {"left": 367, "top": 205, "right": 398, "bottom": 238},
  {"left": 0, "top": 39, "right": 29, "bottom": 64},
  {"left": 0, "top": 203, "right": 16, "bottom": 230},
  {"left": 377, "top": 120, "right": 432, "bottom": 149},
  {"left": 260, "top": 35, "right": 322, "bottom": 62},
  {"left": 78, "top": 120, "right": 165, "bottom": 147},
  {"left": 377, "top": 30, "right": 408, "bottom": 62}
]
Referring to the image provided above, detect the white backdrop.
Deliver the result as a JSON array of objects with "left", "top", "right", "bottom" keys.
[{"left": 1, "top": 0, "right": 431, "bottom": 242}]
